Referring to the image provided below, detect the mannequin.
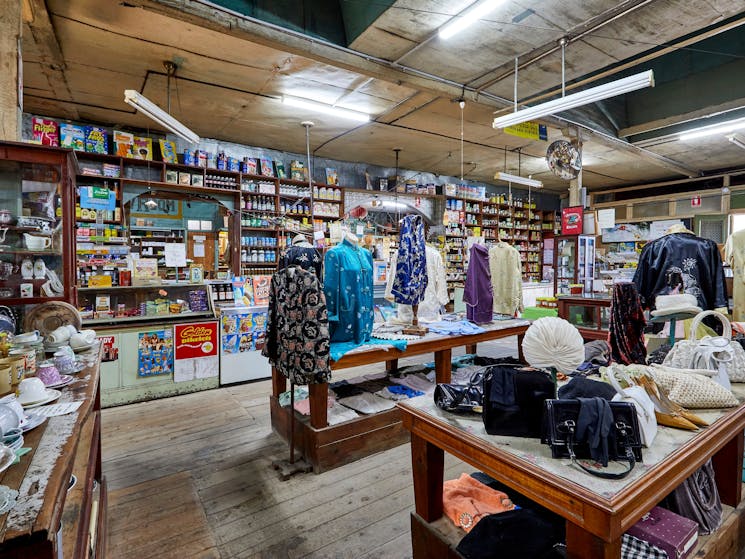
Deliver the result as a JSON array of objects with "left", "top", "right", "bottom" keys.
[
  {"left": 280, "top": 232, "right": 322, "bottom": 279},
  {"left": 344, "top": 230, "right": 359, "bottom": 245},
  {"left": 292, "top": 233, "right": 313, "bottom": 247}
]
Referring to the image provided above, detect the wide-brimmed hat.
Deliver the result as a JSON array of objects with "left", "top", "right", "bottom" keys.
[{"left": 650, "top": 293, "right": 702, "bottom": 317}]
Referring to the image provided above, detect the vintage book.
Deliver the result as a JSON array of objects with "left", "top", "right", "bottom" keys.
[
  {"left": 251, "top": 275, "right": 272, "bottom": 306},
  {"left": 31, "top": 117, "right": 59, "bottom": 146},
  {"left": 325, "top": 168, "right": 338, "bottom": 186},
  {"left": 60, "top": 123, "right": 86, "bottom": 151},
  {"left": 113, "top": 130, "right": 134, "bottom": 157},
  {"left": 274, "top": 160, "right": 286, "bottom": 179},
  {"left": 103, "top": 163, "right": 121, "bottom": 178},
  {"left": 627, "top": 506, "right": 698, "bottom": 559},
  {"left": 85, "top": 126, "right": 108, "bottom": 154},
  {"left": 165, "top": 170, "right": 178, "bottom": 184},
  {"left": 159, "top": 139, "right": 177, "bottom": 163},
  {"left": 260, "top": 158, "right": 274, "bottom": 177},
  {"left": 178, "top": 172, "right": 191, "bottom": 185},
  {"left": 133, "top": 136, "right": 153, "bottom": 160},
  {"left": 191, "top": 174, "right": 204, "bottom": 186},
  {"left": 290, "top": 160, "right": 306, "bottom": 181}
]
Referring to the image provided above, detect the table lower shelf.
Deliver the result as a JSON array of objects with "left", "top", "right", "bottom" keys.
[
  {"left": 269, "top": 396, "right": 410, "bottom": 473},
  {"left": 411, "top": 490, "right": 745, "bottom": 559}
]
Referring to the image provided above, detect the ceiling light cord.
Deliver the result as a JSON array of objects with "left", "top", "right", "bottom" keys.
[
  {"left": 460, "top": 98, "right": 465, "bottom": 182},
  {"left": 513, "top": 57, "right": 518, "bottom": 113}
]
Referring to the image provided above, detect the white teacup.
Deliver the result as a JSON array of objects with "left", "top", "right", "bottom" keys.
[
  {"left": 13, "top": 330, "right": 40, "bottom": 344},
  {"left": 79, "top": 329, "right": 97, "bottom": 343},
  {"left": 47, "top": 326, "right": 71, "bottom": 344},
  {"left": 69, "top": 333, "right": 91, "bottom": 349},
  {"left": 65, "top": 325, "right": 78, "bottom": 336},
  {"left": 0, "top": 404, "right": 19, "bottom": 435},
  {"left": 24, "top": 234, "right": 51, "bottom": 250},
  {"left": 0, "top": 395, "right": 24, "bottom": 425},
  {"left": 17, "top": 377, "right": 48, "bottom": 404}
]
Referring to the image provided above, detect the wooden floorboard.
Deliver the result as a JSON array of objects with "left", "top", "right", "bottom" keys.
[{"left": 103, "top": 342, "right": 518, "bottom": 558}]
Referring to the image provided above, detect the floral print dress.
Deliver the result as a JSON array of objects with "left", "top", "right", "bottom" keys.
[{"left": 262, "top": 266, "right": 331, "bottom": 385}]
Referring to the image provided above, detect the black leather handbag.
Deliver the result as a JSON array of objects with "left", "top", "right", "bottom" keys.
[
  {"left": 542, "top": 399, "right": 643, "bottom": 479},
  {"left": 434, "top": 371, "right": 483, "bottom": 414},
  {"left": 481, "top": 364, "right": 555, "bottom": 438}
]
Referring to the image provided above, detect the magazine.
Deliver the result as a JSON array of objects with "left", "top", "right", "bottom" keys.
[{"left": 113, "top": 130, "right": 134, "bottom": 157}]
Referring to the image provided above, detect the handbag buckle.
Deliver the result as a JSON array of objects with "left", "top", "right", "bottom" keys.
[{"left": 557, "top": 419, "right": 575, "bottom": 434}]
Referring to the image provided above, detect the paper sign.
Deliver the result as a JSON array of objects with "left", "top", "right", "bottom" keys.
[
  {"left": 561, "top": 206, "right": 584, "bottom": 235},
  {"left": 164, "top": 243, "right": 187, "bottom": 267},
  {"left": 194, "top": 243, "right": 205, "bottom": 257},
  {"left": 597, "top": 208, "right": 616, "bottom": 230},
  {"left": 35, "top": 401, "right": 83, "bottom": 417},
  {"left": 187, "top": 220, "right": 201, "bottom": 230},
  {"left": 356, "top": 225, "right": 364, "bottom": 235},
  {"left": 174, "top": 322, "right": 218, "bottom": 360},
  {"left": 200, "top": 220, "right": 212, "bottom": 230},
  {"left": 313, "top": 230, "right": 325, "bottom": 240}
]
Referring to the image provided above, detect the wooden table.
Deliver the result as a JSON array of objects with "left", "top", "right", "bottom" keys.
[
  {"left": 270, "top": 320, "right": 529, "bottom": 472},
  {"left": 398, "top": 393, "right": 745, "bottom": 559},
  {"left": 0, "top": 347, "right": 106, "bottom": 558}
]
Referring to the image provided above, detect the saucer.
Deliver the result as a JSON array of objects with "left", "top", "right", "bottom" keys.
[
  {"left": 44, "top": 375, "right": 73, "bottom": 389},
  {"left": 20, "top": 412, "right": 46, "bottom": 432},
  {"left": 19, "top": 389, "right": 61, "bottom": 408},
  {"left": 71, "top": 343, "right": 93, "bottom": 353},
  {"left": 3, "top": 435, "right": 23, "bottom": 451}
]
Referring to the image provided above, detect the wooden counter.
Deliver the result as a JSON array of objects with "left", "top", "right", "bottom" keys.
[
  {"left": 270, "top": 320, "right": 529, "bottom": 473},
  {"left": 0, "top": 347, "right": 105, "bottom": 558},
  {"left": 399, "top": 391, "right": 745, "bottom": 558}
]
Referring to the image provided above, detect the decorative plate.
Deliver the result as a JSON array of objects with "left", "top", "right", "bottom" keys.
[
  {"left": 44, "top": 375, "right": 74, "bottom": 389},
  {"left": 19, "top": 389, "right": 61, "bottom": 408},
  {"left": 20, "top": 412, "right": 47, "bottom": 432},
  {"left": 23, "top": 302, "right": 82, "bottom": 337}
]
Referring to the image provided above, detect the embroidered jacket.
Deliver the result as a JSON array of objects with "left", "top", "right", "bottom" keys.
[
  {"left": 391, "top": 214, "right": 428, "bottom": 306},
  {"left": 262, "top": 267, "right": 331, "bottom": 385},
  {"left": 386, "top": 244, "right": 449, "bottom": 322},
  {"left": 488, "top": 242, "right": 523, "bottom": 315},
  {"left": 324, "top": 238, "right": 374, "bottom": 343},
  {"left": 280, "top": 245, "right": 322, "bottom": 280}
]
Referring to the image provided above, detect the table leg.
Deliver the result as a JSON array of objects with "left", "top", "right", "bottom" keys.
[
  {"left": 711, "top": 429, "right": 744, "bottom": 507},
  {"left": 309, "top": 382, "right": 328, "bottom": 429},
  {"left": 386, "top": 359, "right": 399, "bottom": 374},
  {"left": 517, "top": 333, "right": 525, "bottom": 362},
  {"left": 411, "top": 432, "right": 444, "bottom": 522},
  {"left": 566, "top": 523, "right": 621, "bottom": 559},
  {"left": 271, "top": 366, "right": 286, "bottom": 397},
  {"left": 434, "top": 348, "right": 452, "bottom": 384},
  {"left": 465, "top": 344, "right": 477, "bottom": 355}
]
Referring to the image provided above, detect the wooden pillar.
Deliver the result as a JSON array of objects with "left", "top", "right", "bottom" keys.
[
  {"left": 569, "top": 171, "right": 582, "bottom": 208},
  {"left": 0, "top": 0, "right": 22, "bottom": 141}
]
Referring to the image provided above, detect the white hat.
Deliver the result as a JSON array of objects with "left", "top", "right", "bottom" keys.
[
  {"left": 650, "top": 294, "right": 702, "bottom": 317},
  {"left": 292, "top": 233, "right": 309, "bottom": 245},
  {"left": 521, "top": 317, "right": 585, "bottom": 374}
]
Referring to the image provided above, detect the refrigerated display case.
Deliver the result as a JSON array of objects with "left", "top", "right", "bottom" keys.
[
  {"left": 554, "top": 234, "right": 596, "bottom": 295},
  {"left": 220, "top": 305, "right": 271, "bottom": 384}
]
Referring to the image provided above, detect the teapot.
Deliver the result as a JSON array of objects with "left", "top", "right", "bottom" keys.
[{"left": 24, "top": 234, "right": 51, "bottom": 251}]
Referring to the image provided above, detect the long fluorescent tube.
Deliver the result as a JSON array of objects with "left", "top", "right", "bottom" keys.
[
  {"left": 680, "top": 118, "right": 745, "bottom": 141},
  {"left": 496, "top": 171, "right": 543, "bottom": 188},
  {"left": 727, "top": 133, "right": 745, "bottom": 150},
  {"left": 124, "top": 90, "right": 200, "bottom": 144},
  {"left": 282, "top": 95, "right": 370, "bottom": 122},
  {"left": 439, "top": 0, "right": 504, "bottom": 40},
  {"left": 492, "top": 70, "right": 655, "bottom": 129}
]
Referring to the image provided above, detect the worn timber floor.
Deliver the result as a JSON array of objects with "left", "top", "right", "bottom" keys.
[{"left": 102, "top": 338, "right": 519, "bottom": 559}]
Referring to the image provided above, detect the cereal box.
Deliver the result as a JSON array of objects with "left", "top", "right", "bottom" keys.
[
  {"left": 60, "top": 123, "right": 86, "bottom": 151},
  {"left": 133, "top": 136, "right": 153, "bottom": 160},
  {"left": 113, "top": 130, "right": 134, "bottom": 157},
  {"left": 251, "top": 275, "right": 272, "bottom": 306},
  {"left": 85, "top": 126, "right": 108, "bottom": 154},
  {"left": 32, "top": 117, "right": 59, "bottom": 146},
  {"left": 260, "top": 158, "right": 274, "bottom": 177},
  {"left": 159, "top": 139, "right": 177, "bottom": 163},
  {"left": 274, "top": 160, "right": 286, "bottom": 178}
]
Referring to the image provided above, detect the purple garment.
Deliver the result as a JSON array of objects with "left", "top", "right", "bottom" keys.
[{"left": 463, "top": 244, "right": 493, "bottom": 324}]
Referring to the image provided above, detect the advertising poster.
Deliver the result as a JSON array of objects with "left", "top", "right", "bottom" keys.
[
  {"left": 137, "top": 329, "right": 173, "bottom": 377},
  {"left": 97, "top": 335, "right": 119, "bottom": 362},
  {"left": 561, "top": 206, "right": 584, "bottom": 235},
  {"left": 174, "top": 321, "right": 219, "bottom": 382}
]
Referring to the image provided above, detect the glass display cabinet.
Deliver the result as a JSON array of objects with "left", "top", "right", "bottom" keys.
[
  {"left": 557, "top": 294, "right": 611, "bottom": 340},
  {"left": 0, "top": 142, "right": 76, "bottom": 329},
  {"left": 554, "top": 234, "right": 596, "bottom": 295}
]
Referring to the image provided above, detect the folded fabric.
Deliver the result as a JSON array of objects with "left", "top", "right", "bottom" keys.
[
  {"left": 337, "top": 392, "right": 397, "bottom": 414},
  {"left": 558, "top": 376, "right": 617, "bottom": 401},
  {"left": 443, "top": 473, "right": 516, "bottom": 533},
  {"left": 376, "top": 388, "right": 409, "bottom": 401},
  {"left": 294, "top": 394, "right": 335, "bottom": 415},
  {"left": 372, "top": 331, "right": 421, "bottom": 341},
  {"left": 329, "top": 381, "right": 364, "bottom": 399},
  {"left": 386, "top": 384, "right": 423, "bottom": 398},
  {"left": 330, "top": 338, "right": 408, "bottom": 361},
  {"left": 363, "top": 372, "right": 388, "bottom": 381},
  {"left": 452, "top": 354, "right": 477, "bottom": 369},
  {"left": 576, "top": 397, "right": 613, "bottom": 467},
  {"left": 396, "top": 363, "right": 433, "bottom": 376},
  {"left": 327, "top": 402, "right": 360, "bottom": 425},
  {"left": 427, "top": 321, "right": 486, "bottom": 336},
  {"left": 354, "top": 379, "right": 392, "bottom": 393},
  {"left": 390, "top": 373, "right": 435, "bottom": 393},
  {"left": 278, "top": 386, "right": 309, "bottom": 407}
]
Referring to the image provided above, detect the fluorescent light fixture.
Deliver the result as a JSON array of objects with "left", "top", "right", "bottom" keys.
[
  {"left": 492, "top": 70, "right": 655, "bottom": 129},
  {"left": 439, "top": 0, "right": 503, "bottom": 40},
  {"left": 124, "top": 90, "right": 200, "bottom": 144},
  {"left": 727, "top": 133, "right": 745, "bottom": 150},
  {"left": 496, "top": 172, "right": 543, "bottom": 188},
  {"left": 680, "top": 118, "right": 745, "bottom": 141},
  {"left": 282, "top": 95, "right": 370, "bottom": 122}
]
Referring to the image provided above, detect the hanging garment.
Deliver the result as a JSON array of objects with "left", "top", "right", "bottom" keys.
[
  {"left": 488, "top": 242, "right": 524, "bottom": 316},
  {"left": 390, "top": 214, "right": 428, "bottom": 305},
  {"left": 463, "top": 244, "right": 493, "bottom": 324},
  {"left": 261, "top": 267, "right": 331, "bottom": 385},
  {"left": 279, "top": 245, "right": 322, "bottom": 280},
  {"left": 725, "top": 229, "right": 745, "bottom": 321},
  {"left": 385, "top": 244, "right": 449, "bottom": 322},
  {"left": 323, "top": 238, "right": 374, "bottom": 343},
  {"left": 633, "top": 232, "right": 726, "bottom": 312},
  {"left": 609, "top": 282, "right": 648, "bottom": 365}
]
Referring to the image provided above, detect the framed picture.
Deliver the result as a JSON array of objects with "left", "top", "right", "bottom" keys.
[{"left": 189, "top": 265, "right": 204, "bottom": 284}]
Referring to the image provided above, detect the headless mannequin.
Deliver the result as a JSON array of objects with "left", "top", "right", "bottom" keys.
[
  {"left": 344, "top": 231, "right": 359, "bottom": 245},
  {"left": 293, "top": 233, "right": 313, "bottom": 248}
]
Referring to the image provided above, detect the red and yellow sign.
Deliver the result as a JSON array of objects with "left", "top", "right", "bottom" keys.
[{"left": 174, "top": 322, "right": 218, "bottom": 360}]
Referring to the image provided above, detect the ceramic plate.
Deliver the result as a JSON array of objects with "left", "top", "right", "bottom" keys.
[
  {"left": 22, "top": 301, "right": 82, "bottom": 337},
  {"left": 20, "top": 389, "right": 61, "bottom": 408},
  {"left": 44, "top": 375, "right": 74, "bottom": 389},
  {"left": 21, "top": 412, "right": 47, "bottom": 432},
  {"left": 71, "top": 343, "right": 93, "bottom": 353},
  {"left": 4, "top": 436, "right": 23, "bottom": 451},
  {"left": 0, "top": 446, "right": 14, "bottom": 475}
]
